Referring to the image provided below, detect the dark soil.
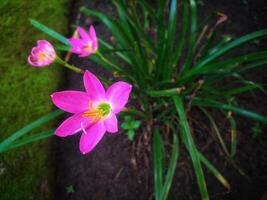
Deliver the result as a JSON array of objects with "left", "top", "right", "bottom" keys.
[{"left": 55, "top": 0, "right": 267, "bottom": 200}]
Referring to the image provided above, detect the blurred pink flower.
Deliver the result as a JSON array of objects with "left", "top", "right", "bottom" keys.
[
  {"left": 28, "top": 40, "right": 56, "bottom": 67},
  {"left": 51, "top": 70, "right": 132, "bottom": 154},
  {"left": 68, "top": 26, "right": 98, "bottom": 57}
]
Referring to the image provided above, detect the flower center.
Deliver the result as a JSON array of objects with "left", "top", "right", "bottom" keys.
[
  {"left": 83, "top": 43, "right": 93, "bottom": 52},
  {"left": 82, "top": 102, "right": 111, "bottom": 122},
  {"left": 38, "top": 52, "right": 47, "bottom": 62}
]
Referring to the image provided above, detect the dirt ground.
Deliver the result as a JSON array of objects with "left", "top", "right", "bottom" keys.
[{"left": 55, "top": 0, "right": 267, "bottom": 199}]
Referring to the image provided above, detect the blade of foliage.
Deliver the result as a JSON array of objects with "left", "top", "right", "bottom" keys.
[
  {"left": 81, "top": 7, "right": 129, "bottom": 48},
  {"left": 182, "top": 0, "right": 197, "bottom": 71},
  {"left": 30, "top": 19, "right": 70, "bottom": 45},
  {"left": 138, "top": 0, "right": 157, "bottom": 21},
  {"left": 196, "top": 29, "right": 267, "bottom": 68},
  {"left": 55, "top": 44, "right": 71, "bottom": 51},
  {"left": 198, "top": 152, "right": 230, "bottom": 190},
  {"left": 191, "top": 97, "right": 267, "bottom": 123},
  {"left": 0, "top": 110, "right": 63, "bottom": 153},
  {"left": 200, "top": 108, "right": 230, "bottom": 157},
  {"left": 153, "top": 128, "right": 164, "bottom": 200},
  {"left": 3, "top": 130, "right": 54, "bottom": 152},
  {"left": 117, "top": 0, "right": 156, "bottom": 52},
  {"left": 173, "top": 95, "right": 209, "bottom": 200},
  {"left": 172, "top": 0, "right": 189, "bottom": 66},
  {"left": 182, "top": 50, "right": 267, "bottom": 80},
  {"left": 98, "top": 38, "right": 132, "bottom": 65},
  {"left": 228, "top": 116, "right": 237, "bottom": 158},
  {"left": 162, "top": 0, "right": 178, "bottom": 79},
  {"left": 161, "top": 132, "right": 179, "bottom": 200},
  {"left": 147, "top": 87, "right": 184, "bottom": 97}
]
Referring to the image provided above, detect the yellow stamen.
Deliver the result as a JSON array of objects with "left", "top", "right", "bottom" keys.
[
  {"left": 38, "top": 52, "right": 47, "bottom": 62},
  {"left": 82, "top": 102, "right": 110, "bottom": 123},
  {"left": 83, "top": 43, "right": 93, "bottom": 52}
]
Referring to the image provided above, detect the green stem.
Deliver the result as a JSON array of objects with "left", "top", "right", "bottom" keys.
[
  {"left": 55, "top": 57, "right": 84, "bottom": 73},
  {"left": 96, "top": 51, "right": 122, "bottom": 72}
]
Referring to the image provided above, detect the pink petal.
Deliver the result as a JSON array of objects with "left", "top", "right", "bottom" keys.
[
  {"left": 28, "top": 55, "right": 39, "bottom": 67},
  {"left": 83, "top": 70, "right": 106, "bottom": 101},
  {"left": 55, "top": 113, "right": 91, "bottom": 137},
  {"left": 106, "top": 81, "right": 132, "bottom": 113},
  {"left": 31, "top": 47, "right": 39, "bottom": 56},
  {"left": 89, "top": 25, "right": 98, "bottom": 50},
  {"left": 37, "top": 40, "right": 56, "bottom": 54},
  {"left": 28, "top": 55, "right": 47, "bottom": 67},
  {"left": 78, "top": 27, "right": 91, "bottom": 42},
  {"left": 104, "top": 113, "right": 118, "bottom": 133},
  {"left": 37, "top": 40, "right": 53, "bottom": 47},
  {"left": 79, "top": 120, "right": 106, "bottom": 154},
  {"left": 51, "top": 91, "right": 90, "bottom": 113},
  {"left": 79, "top": 51, "right": 92, "bottom": 57},
  {"left": 68, "top": 38, "right": 84, "bottom": 50}
]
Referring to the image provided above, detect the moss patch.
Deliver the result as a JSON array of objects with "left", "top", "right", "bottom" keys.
[{"left": 0, "top": 1, "right": 69, "bottom": 199}]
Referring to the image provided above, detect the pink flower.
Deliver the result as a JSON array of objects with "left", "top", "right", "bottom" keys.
[
  {"left": 28, "top": 40, "right": 56, "bottom": 67},
  {"left": 51, "top": 70, "right": 132, "bottom": 154},
  {"left": 68, "top": 26, "right": 98, "bottom": 57}
]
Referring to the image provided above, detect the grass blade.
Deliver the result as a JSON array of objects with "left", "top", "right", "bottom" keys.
[
  {"left": 200, "top": 108, "right": 230, "bottom": 157},
  {"left": 3, "top": 130, "right": 54, "bottom": 152},
  {"left": 153, "top": 128, "right": 164, "bottom": 200},
  {"left": 172, "top": 0, "right": 189, "bottom": 66},
  {"left": 30, "top": 19, "right": 70, "bottom": 45},
  {"left": 0, "top": 110, "right": 63, "bottom": 153},
  {"left": 161, "top": 132, "right": 179, "bottom": 200},
  {"left": 198, "top": 152, "right": 230, "bottom": 190},
  {"left": 182, "top": 0, "right": 197, "bottom": 71},
  {"left": 228, "top": 116, "right": 237, "bottom": 158},
  {"left": 191, "top": 97, "right": 267, "bottom": 123},
  {"left": 173, "top": 95, "right": 209, "bottom": 200},
  {"left": 196, "top": 29, "right": 267, "bottom": 68}
]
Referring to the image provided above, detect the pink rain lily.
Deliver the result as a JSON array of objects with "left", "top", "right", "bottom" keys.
[
  {"left": 51, "top": 70, "right": 132, "bottom": 154},
  {"left": 68, "top": 26, "right": 98, "bottom": 57},
  {"left": 28, "top": 40, "right": 56, "bottom": 67}
]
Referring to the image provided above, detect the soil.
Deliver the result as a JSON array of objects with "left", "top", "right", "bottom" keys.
[{"left": 55, "top": 0, "right": 267, "bottom": 200}]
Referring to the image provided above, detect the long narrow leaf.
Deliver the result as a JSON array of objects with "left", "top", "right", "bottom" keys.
[
  {"left": 196, "top": 29, "right": 267, "bottom": 68},
  {"left": 191, "top": 97, "right": 267, "bottom": 123},
  {"left": 161, "top": 133, "right": 179, "bottom": 200},
  {"left": 198, "top": 152, "right": 230, "bottom": 190},
  {"left": 153, "top": 128, "right": 164, "bottom": 200},
  {"left": 0, "top": 110, "right": 63, "bottom": 153},
  {"left": 3, "top": 130, "right": 54, "bottom": 152},
  {"left": 173, "top": 95, "right": 209, "bottom": 200},
  {"left": 30, "top": 19, "right": 70, "bottom": 45},
  {"left": 182, "top": 0, "right": 197, "bottom": 71}
]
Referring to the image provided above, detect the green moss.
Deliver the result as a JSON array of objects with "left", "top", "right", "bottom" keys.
[{"left": 0, "top": 1, "right": 69, "bottom": 199}]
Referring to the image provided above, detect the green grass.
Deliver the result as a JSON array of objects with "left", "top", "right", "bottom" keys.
[{"left": 0, "top": 1, "right": 69, "bottom": 199}]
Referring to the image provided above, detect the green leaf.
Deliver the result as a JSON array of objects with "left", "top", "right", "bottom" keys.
[
  {"left": 161, "top": 132, "right": 179, "bottom": 200},
  {"left": 228, "top": 116, "right": 237, "bottom": 158},
  {"left": 182, "top": 0, "right": 197, "bottom": 71},
  {"left": 173, "top": 95, "right": 209, "bottom": 200},
  {"left": 196, "top": 29, "right": 267, "bottom": 68},
  {"left": 0, "top": 110, "right": 63, "bottom": 153},
  {"left": 98, "top": 38, "right": 132, "bottom": 65},
  {"left": 81, "top": 7, "right": 130, "bottom": 49},
  {"left": 153, "top": 128, "right": 164, "bottom": 200},
  {"left": 182, "top": 50, "right": 267, "bottom": 80},
  {"left": 191, "top": 97, "right": 267, "bottom": 123},
  {"left": 198, "top": 152, "right": 230, "bottom": 190},
  {"left": 126, "top": 129, "right": 135, "bottom": 141},
  {"left": 3, "top": 130, "right": 54, "bottom": 152},
  {"left": 200, "top": 108, "right": 230, "bottom": 157},
  {"left": 30, "top": 19, "right": 70, "bottom": 45},
  {"left": 172, "top": 0, "right": 189, "bottom": 66}
]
